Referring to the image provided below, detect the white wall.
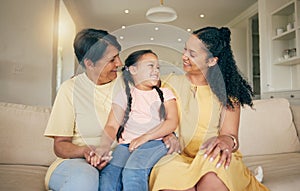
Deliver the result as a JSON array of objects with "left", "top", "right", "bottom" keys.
[
  {"left": 227, "top": 3, "right": 258, "bottom": 84},
  {"left": 0, "top": 0, "right": 57, "bottom": 106},
  {"left": 113, "top": 23, "right": 188, "bottom": 75},
  {"left": 230, "top": 27, "right": 249, "bottom": 79},
  {"left": 58, "top": 1, "right": 76, "bottom": 85}
]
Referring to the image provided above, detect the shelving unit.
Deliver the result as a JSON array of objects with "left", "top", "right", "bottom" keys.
[
  {"left": 259, "top": 0, "right": 300, "bottom": 103},
  {"left": 271, "top": 0, "right": 300, "bottom": 66}
]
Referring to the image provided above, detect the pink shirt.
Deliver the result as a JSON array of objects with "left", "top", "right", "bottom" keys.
[{"left": 113, "top": 87, "right": 176, "bottom": 144}]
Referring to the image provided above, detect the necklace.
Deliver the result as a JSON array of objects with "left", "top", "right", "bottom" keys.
[{"left": 186, "top": 73, "right": 207, "bottom": 86}]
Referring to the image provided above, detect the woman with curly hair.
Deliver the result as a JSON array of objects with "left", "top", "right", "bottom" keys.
[{"left": 149, "top": 26, "right": 269, "bottom": 191}]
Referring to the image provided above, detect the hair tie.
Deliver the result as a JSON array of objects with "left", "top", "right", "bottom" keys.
[{"left": 122, "top": 66, "right": 129, "bottom": 71}]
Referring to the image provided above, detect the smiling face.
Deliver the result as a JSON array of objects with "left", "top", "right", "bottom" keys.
[
  {"left": 85, "top": 44, "right": 122, "bottom": 85},
  {"left": 182, "top": 35, "right": 217, "bottom": 76},
  {"left": 129, "top": 53, "right": 160, "bottom": 90}
]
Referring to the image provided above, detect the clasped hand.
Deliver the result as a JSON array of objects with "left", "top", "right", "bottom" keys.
[
  {"left": 85, "top": 133, "right": 180, "bottom": 169},
  {"left": 200, "top": 135, "right": 233, "bottom": 169},
  {"left": 85, "top": 146, "right": 112, "bottom": 170}
]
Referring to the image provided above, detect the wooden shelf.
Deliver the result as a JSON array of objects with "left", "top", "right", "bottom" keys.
[
  {"left": 274, "top": 56, "right": 300, "bottom": 66},
  {"left": 272, "top": 28, "right": 296, "bottom": 40}
]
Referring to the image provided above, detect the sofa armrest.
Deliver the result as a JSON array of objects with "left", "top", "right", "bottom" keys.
[{"left": 291, "top": 104, "right": 300, "bottom": 141}]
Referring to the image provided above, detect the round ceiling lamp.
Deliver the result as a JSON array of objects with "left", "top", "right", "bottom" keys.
[{"left": 146, "top": 0, "right": 177, "bottom": 23}]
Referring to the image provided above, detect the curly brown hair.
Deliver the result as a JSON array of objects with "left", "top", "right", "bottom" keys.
[{"left": 193, "top": 26, "right": 253, "bottom": 108}]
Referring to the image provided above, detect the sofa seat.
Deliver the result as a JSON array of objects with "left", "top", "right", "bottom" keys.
[
  {"left": 243, "top": 152, "right": 300, "bottom": 190},
  {"left": 0, "top": 164, "right": 48, "bottom": 191}
]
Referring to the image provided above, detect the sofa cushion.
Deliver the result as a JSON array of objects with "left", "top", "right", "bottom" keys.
[
  {"left": 0, "top": 102, "right": 56, "bottom": 166},
  {"left": 239, "top": 98, "right": 300, "bottom": 156},
  {"left": 0, "top": 164, "right": 47, "bottom": 191},
  {"left": 243, "top": 153, "right": 300, "bottom": 191}
]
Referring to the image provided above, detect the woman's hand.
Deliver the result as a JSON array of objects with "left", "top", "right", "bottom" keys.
[
  {"left": 200, "top": 135, "right": 235, "bottom": 169},
  {"left": 163, "top": 133, "right": 181, "bottom": 154},
  {"left": 54, "top": 136, "right": 99, "bottom": 161},
  {"left": 53, "top": 137, "right": 111, "bottom": 170},
  {"left": 89, "top": 154, "right": 110, "bottom": 170},
  {"left": 89, "top": 147, "right": 112, "bottom": 168},
  {"left": 83, "top": 145, "right": 96, "bottom": 163}
]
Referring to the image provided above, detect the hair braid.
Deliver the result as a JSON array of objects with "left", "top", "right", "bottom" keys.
[
  {"left": 116, "top": 72, "right": 132, "bottom": 141},
  {"left": 152, "top": 86, "right": 166, "bottom": 120}
]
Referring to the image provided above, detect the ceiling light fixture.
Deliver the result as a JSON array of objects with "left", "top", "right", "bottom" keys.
[{"left": 146, "top": 0, "right": 177, "bottom": 23}]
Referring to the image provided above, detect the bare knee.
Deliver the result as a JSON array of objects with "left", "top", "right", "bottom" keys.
[
  {"left": 162, "top": 189, "right": 195, "bottom": 191},
  {"left": 200, "top": 172, "right": 218, "bottom": 182},
  {"left": 196, "top": 172, "right": 228, "bottom": 191}
]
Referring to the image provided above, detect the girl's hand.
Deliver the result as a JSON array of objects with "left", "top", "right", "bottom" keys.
[
  {"left": 200, "top": 135, "right": 234, "bottom": 169},
  {"left": 128, "top": 135, "right": 150, "bottom": 152}
]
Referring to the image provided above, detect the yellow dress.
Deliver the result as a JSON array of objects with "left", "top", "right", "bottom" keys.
[{"left": 149, "top": 74, "right": 269, "bottom": 191}]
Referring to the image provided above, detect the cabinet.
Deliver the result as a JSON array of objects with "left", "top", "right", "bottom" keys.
[
  {"left": 259, "top": 0, "right": 300, "bottom": 104},
  {"left": 271, "top": 0, "right": 300, "bottom": 66},
  {"left": 261, "top": 90, "right": 300, "bottom": 104}
]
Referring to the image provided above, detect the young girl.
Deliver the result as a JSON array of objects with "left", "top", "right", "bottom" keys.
[{"left": 91, "top": 49, "right": 178, "bottom": 191}]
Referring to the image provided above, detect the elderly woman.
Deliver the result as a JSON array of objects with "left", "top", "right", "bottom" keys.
[{"left": 44, "top": 28, "right": 179, "bottom": 191}]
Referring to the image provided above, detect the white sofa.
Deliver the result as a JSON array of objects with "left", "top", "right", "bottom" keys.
[
  {"left": 239, "top": 98, "right": 300, "bottom": 190},
  {"left": 0, "top": 98, "right": 299, "bottom": 190}
]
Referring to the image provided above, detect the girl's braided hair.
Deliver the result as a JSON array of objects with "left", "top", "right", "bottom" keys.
[
  {"left": 116, "top": 49, "right": 166, "bottom": 141},
  {"left": 193, "top": 27, "right": 253, "bottom": 108}
]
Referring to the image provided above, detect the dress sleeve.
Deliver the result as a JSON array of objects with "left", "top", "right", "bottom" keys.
[{"left": 44, "top": 80, "right": 75, "bottom": 138}]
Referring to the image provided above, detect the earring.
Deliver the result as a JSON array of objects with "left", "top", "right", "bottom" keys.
[{"left": 122, "top": 66, "right": 129, "bottom": 71}]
